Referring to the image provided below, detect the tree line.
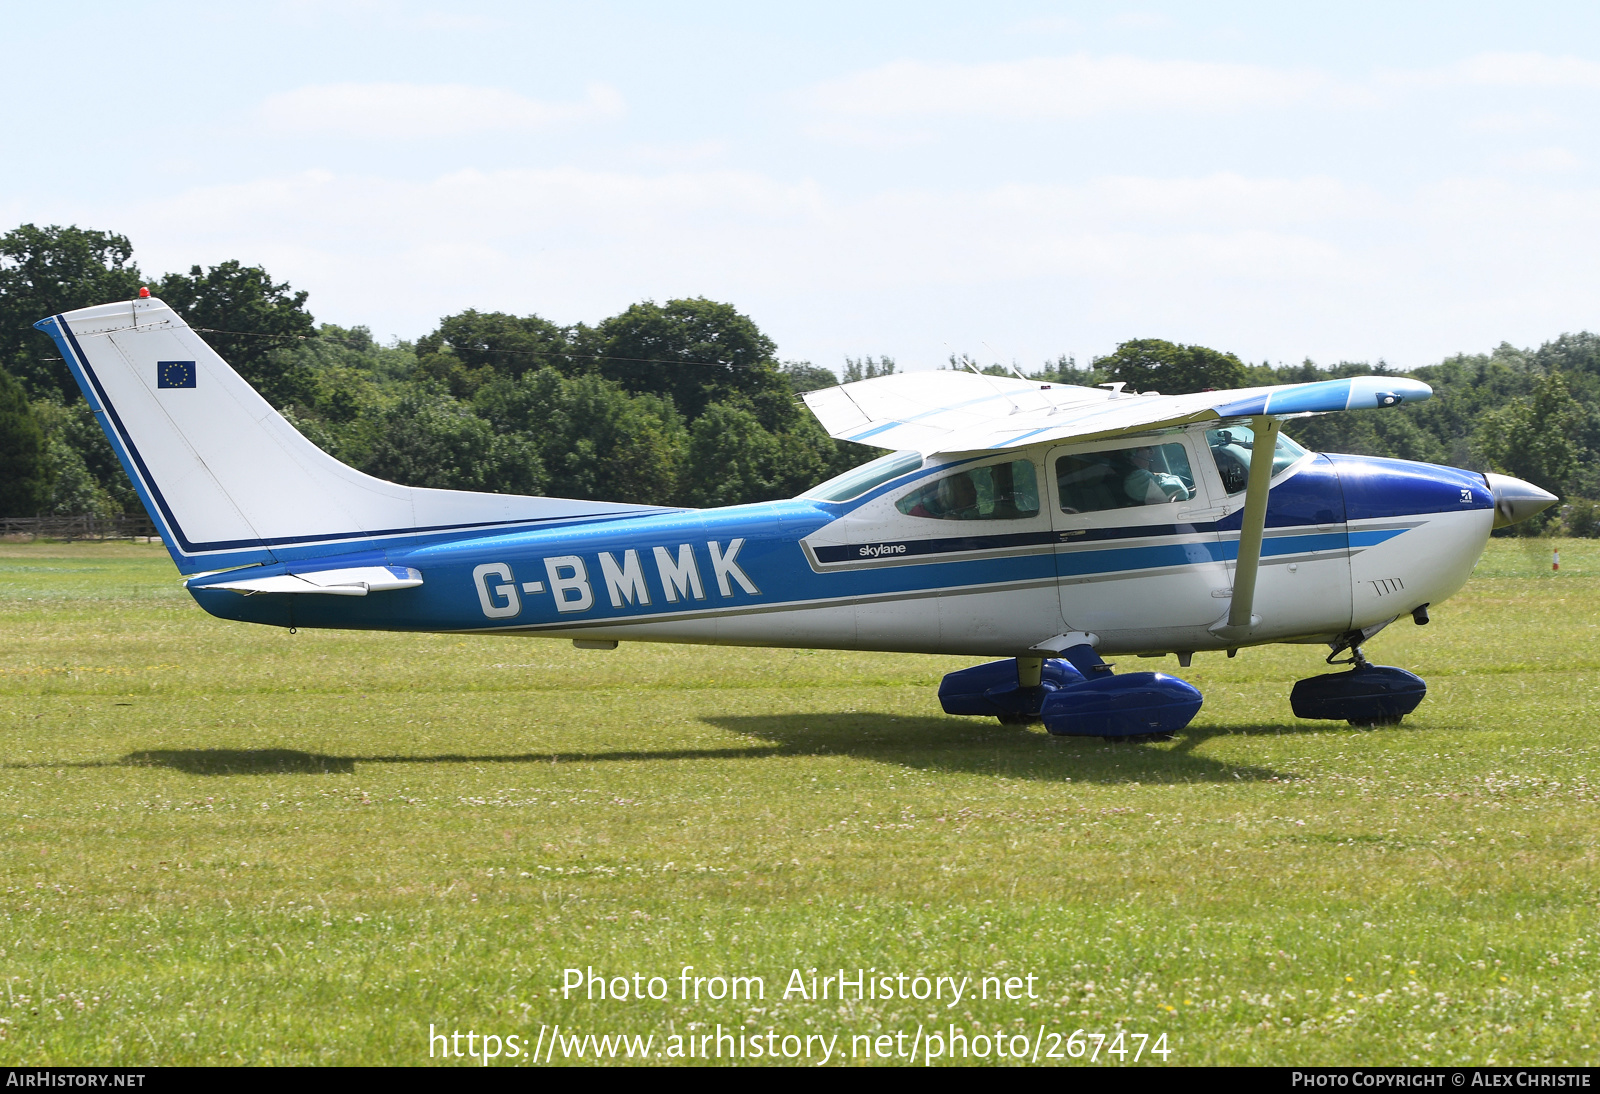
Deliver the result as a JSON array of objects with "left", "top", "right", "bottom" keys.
[{"left": 1, "top": 223, "right": 1597, "bottom": 535}]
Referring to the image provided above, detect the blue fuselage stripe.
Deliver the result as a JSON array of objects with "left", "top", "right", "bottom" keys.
[{"left": 189, "top": 492, "right": 1415, "bottom": 637}]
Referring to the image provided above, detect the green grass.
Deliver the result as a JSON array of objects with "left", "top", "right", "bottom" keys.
[{"left": 0, "top": 538, "right": 1597, "bottom": 1066}]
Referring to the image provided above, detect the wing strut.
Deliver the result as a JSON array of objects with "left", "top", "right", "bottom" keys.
[{"left": 1220, "top": 416, "right": 1280, "bottom": 636}]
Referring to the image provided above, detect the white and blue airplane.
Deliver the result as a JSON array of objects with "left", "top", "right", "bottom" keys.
[{"left": 35, "top": 295, "right": 1557, "bottom": 738}]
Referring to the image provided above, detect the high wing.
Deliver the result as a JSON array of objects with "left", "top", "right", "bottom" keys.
[{"left": 802, "top": 371, "right": 1433, "bottom": 455}]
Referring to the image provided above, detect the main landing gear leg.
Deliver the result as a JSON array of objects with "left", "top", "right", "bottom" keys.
[
  {"left": 992, "top": 657, "right": 1049, "bottom": 725},
  {"left": 1016, "top": 657, "right": 1044, "bottom": 688}
]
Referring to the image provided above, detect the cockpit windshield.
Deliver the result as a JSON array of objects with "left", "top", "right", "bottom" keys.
[{"left": 1206, "top": 426, "right": 1308, "bottom": 495}]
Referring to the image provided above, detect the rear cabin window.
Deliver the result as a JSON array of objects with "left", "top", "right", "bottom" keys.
[
  {"left": 805, "top": 450, "right": 924, "bottom": 502},
  {"left": 1056, "top": 442, "right": 1195, "bottom": 514},
  {"left": 895, "top": 459, "right": 1040, "bottom": 521}
]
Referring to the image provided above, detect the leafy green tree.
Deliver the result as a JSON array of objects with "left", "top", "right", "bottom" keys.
[
  {"left": 268, "top": 324, "right": 413, "bottom": 468},
  {"left": 683, "top": 402, "right": 785, "bottom": 507},
  {"left": 596, "top": 298, "right": 786, "bottom": 420},
  {"left": 474, "top": 370, "right": 687, "bottom": 504},
  {"left": 1028, "top": 354, "right": 1104, "bottom": 385},
  {"left": 843, "top": 356, "right": 896, "bottom": 382},
  {"left": 683, "top": 400, "right": 837, "bottom": 506},
  {"left": 301, "top": 323, "right": 417, "bottom": 384},
  {"left": 1527, "top": 333, "right": 1600, "bottom": 470},
  {"left": 823, "top": 440, "right": 889, "bottom": 479},
  {"left": 49, "top": 398, "right": 135, "bottom": 508},
  {"left": 0, "top": 224, "right": 145, "bottom": 399},
  {"left": 155, "top": 261, "right": 317, "bottom": 408},
  {"left": 1529, "top": 331, "right": 1600, "bottom": 403},
  {"left": 279, "top": 405, "right": 349, "bottom": 466},
  {"left": 1096, "top": 338, "right": 1247, "bottom": 394},
  {"left": 0, "top": 367, "right": 48, "bottom": 516},
  {"left": 39, "top": 437, "right": 116, "bottom": 518},
  {"left": 1565, "top": 497, "right": 1600, "bottom": 538},
  {"left": 598, "top": 391, "right": 690, "bottom": 505},
  {"left": 1410, "top": 345, "right": 1534, "bottom": 468},
  {"left": 30, "top": 398, "right": 128, "bottom": 516},
  {"left": 1472, "top": 370, "right": 1588, "bottom": 497},
  {"left": 1284, "top": 408, "right": 1446, "bottom": 464},
  {"left": 364, "top": 389, "right": 543, "bottom": 495},
  {"left": 777, "top": 411, "right": 846, "bottom": 496},
  {"left": 780, "top": 361, "right": 838, "bottom": 394},
  {"left": 414, "top": 310, "right": 570, "bottom": 396}
]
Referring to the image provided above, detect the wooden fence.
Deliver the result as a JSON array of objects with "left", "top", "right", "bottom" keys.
[{"left": 0, "top": 514, "right": 159, "bottom": 542}]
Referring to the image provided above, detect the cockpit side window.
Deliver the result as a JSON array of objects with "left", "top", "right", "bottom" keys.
[
  {"left": 896, "top": 459, "right": 1041, "bottom": 521},
  {"left": 1056, "top": 442, "right": 1195, "bottom": 514},
  {"left": 1206, "top": 427, "right": 1308, "bottom": 495}
]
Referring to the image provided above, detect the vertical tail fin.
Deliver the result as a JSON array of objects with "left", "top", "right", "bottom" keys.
[{"left": 36, "top": 296, "right": 662, "bottom": 574}]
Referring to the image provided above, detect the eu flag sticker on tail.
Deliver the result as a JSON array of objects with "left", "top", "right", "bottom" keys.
[{"left": 157, "top": 361, "right": 196, "bottom": 389}]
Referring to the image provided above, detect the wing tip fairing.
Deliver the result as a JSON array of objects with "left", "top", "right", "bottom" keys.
[{"left": 1213, "top": 375, "right": 1433, "bottom": 419}]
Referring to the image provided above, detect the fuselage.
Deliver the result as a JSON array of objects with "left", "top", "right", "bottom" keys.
[{"left": 190, "top": 425, "right": 1498, "bottom": 658}]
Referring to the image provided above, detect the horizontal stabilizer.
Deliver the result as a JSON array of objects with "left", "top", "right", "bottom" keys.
[
  {"left": 802, "top": 371, "right": 1433, "bottom": 455},
  {"left": 198, "top": 565, "right": 423, "bottom": 597}
]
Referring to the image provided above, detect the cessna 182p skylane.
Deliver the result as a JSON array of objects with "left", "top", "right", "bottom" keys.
[{"left": 35, "top": 295, "right": 1558, "bottom": 738}]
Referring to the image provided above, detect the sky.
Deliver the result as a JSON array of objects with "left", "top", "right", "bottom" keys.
[{"left": 7, "top": 1, "right": 1600, "bottom": 374}]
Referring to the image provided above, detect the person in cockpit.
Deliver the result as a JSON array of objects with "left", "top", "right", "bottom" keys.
[{"left": 1124, "top": 446, "right": 1191, "bottom": 504}]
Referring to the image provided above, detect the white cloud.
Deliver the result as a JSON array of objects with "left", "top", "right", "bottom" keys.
[
  {"left": 275, "top": 1, "right": 507, "bottom": 35},
  {"left": 1498, "top": 146, "right": 1581, "bottom": 172},
  {"left": 1006, "top": 16, "right": 1082, "bottom": 35},
  {"left": 1105, "top": 12, "right": 1174, "bottom": 31},
  {"left": 1452, "top": 52, "right": 1600, "bottom": 89},
  {"left": 805, "top": 54, "right": 1345, "bottom": 120},
  {"left": 1398, "top": 52, "right": 1600, "bottom": 90},
  {"left": 622, "top": 140, "right": 730, "bottom": 166},
  {"left": 799, "top": 120, "right": 937, "bottom": 147},
  {"left": 102, "top": 163, "right": 1600, "bottom": 370},
  {"left": 260, "top": 82, "right": 624, "bottom": 138},
  {"left": 1462, "top": 109, "right": 1563, "bottom": 134}
]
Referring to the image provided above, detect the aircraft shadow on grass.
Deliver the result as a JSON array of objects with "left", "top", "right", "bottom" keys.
[
  {"left": 7, "top": 710, "right": 1426, "bottom": 782},
  {"left": 115, "top": 745, "right": 777, "bottom": 777},
  {"left": 96, "top": 711, "right": 1344, "bottom": 784},
  {"left": 702, "top": 713, "right": 1294, "bottom": 784}
]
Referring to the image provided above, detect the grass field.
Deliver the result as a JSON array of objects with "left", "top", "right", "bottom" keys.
[{"left": 0, "top": 536, "right": 1596, "bottom": 1066}]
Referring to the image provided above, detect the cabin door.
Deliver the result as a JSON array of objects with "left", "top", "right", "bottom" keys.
[{"left": 1045, "top": 433, "right": 1230, "bottom": 643}]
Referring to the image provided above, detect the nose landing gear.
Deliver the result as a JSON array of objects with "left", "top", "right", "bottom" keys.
[{"left": 1290, "top": 640, "right": 1427, "bottom": 727}]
